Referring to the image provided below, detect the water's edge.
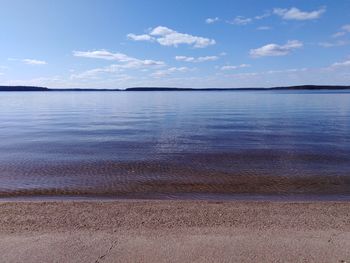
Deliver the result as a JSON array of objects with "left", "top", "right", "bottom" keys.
[{"left": 1, "top": 193, "right": 350, "bottom": 202}]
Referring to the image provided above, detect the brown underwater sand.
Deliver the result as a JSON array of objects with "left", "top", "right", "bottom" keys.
[{"left": 0, "top": 200, "right": 350, "bottom": 263}]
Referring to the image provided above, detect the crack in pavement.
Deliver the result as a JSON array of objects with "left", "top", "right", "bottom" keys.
[{"left": 94, "top": 239, "right": 118, "bottom": 263}]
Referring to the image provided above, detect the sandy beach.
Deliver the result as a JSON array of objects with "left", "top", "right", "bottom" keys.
[{"left": 0, "top": 200, "right": 349, "bottom": 263}]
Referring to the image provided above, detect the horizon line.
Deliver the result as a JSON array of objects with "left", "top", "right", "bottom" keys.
[{"left": 1, "top": 84, "right": 350, "bottom": 92}]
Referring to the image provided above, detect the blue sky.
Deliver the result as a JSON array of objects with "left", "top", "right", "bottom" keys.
[{"left": 0, "top": 0, "right": 350, "bottom": 88}]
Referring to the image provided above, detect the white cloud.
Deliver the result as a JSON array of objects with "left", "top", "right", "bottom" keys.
[
  {"left": 21, "top": 59, "right": 47, "bottom": 65},
  {"left": 342, "top": 24, "right": 350, "bottom": 32},
  {"left": 150, "top": 26, "right": 174, "bottom": 35},
  {"left": 70, "top": 65, "right": 123, "bottom": 79},
  {"left": 273, "top": 7, "right": 325, "bottom": 20},
  {"left": 318, "top": 40, "right": 349, "bottom": 48},
  {"left": 72, "top": 50, "right": 165, "bottom": 80},
  {"left": 151, "top": 67, "right": 194, "bottom": 78},
  {"left": 218, "top": 67, "right": 310, "bottom": 85},
  {"left": 175, "top": 56, "right": 195, "bottom": 62},
  {"left": 70, "top": 69, "right": 103, "bottom": 79},
  {"left": 205, "top": 17, "right": 219, "bottom": 24},
  {"left": 127, "top": 33, "right": 153, "bottom": 41},
  {"left": 150, "top": 26, "right": 216, "bottom": 48},
  {"left": 220, "top": 64, "right": 250, "bottom": 70},
  {"left": 249, "top": 40, "right": 303, "bottom": 58},
  {"left": 228, "top": 16, "right": 252, "bottom": 25},
  {"left": 23, "top": 59, "right": 47, "bottom": 65},
  {"left": 331, "top": 60, "right": 350, "bottom": 68},
  {"left": 332, "top": 32, "right": 346, "bottom": 38},
  {"left": 6, "top": 76, "right": 63, "bottom": 87},
  {"left": 7, "top": 58, "right": 47, "bottom": 65},
  {"left": 332, "top": 24, "right": 350, "bottom": 38},
  {"left": 175, "top": 55, "right": 219, "bottom": 63},
  {"left": 73, "top": 50, "right": 131, "bottom": 61},
  {"left": 5, "top": 64, "right": 350, "bottom": 89},
  {"left": 70, "top": 68, "right": 132, "bottom": 81},
  {"left": 257, "top": 26, "right": 272, "bottom": 30},
  {"left": 196, "top": 56, "right": 219, "bottom": 62},
  {"left": 128, "top": 26, "right": 216, "bottom": 48},
  {"left": 266, "top": 68, "right": 307, "bottom": 74},
  {"left": 255, "top": 13, "right": 271, "bottom": 20},
  {"left": 5, "top": 74, "right": 134, "bottom": 89},
  {"left": 73, "top": 50, "right": 165, "bottom": 68},
  {"left": 227, "top": 12, "right": 270, "bottom": 26}
]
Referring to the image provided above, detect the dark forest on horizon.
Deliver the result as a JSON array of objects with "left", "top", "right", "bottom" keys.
[{"left": 1, "top": 85, "right": 350, "bottom": 92}]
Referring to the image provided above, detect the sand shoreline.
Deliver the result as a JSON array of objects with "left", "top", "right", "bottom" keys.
[{"left": 1, "top": 200, "right": 350, "bottom": 262}]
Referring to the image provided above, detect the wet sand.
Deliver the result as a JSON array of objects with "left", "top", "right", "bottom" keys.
[{"left": 0, "top": 200, "right": 350, "bottom": 262}]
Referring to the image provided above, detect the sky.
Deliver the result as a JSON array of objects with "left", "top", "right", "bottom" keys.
[{"left": 0, "top": 0, "right": 350, "bottom": 89}]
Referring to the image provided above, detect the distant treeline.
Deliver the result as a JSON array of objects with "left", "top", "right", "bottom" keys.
[
  {"left": 125, "top": 85, "right": 350, "bottom": 91},
  {"left": 1, "top": 85, "right": 350, "bottom": 92},
  {"left": 0, "top": 86, "right": 50, "bottom": 91}
]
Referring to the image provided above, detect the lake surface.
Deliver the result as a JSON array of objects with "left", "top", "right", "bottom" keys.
[{"left": 1, "top": 90, "right": 350, "bottom": 200}]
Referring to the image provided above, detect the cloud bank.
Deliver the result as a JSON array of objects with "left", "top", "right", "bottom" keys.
[
  {"left": 175, "top": 55, "right": 219, "bottom": 62},
  {"left": 205, "top": 17, "right": 219, "bottom": 24},
  {"left": 127, "top": 26, "right": 216, "bottom": 48},
  {"left": 250, "top": 40, "right": 303, "bottom": 57},
  {"left": 73, "top": 50, "right": 164, "bottom": 68},
  {"left": 273, "top": 7, "right": 325, "bottom": 20},
  {"left": 220, "top": 64, "right": 250, "bottom": 70}
]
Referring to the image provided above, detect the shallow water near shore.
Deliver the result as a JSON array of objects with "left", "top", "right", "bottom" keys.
[{"left": 1, "top": 90, "right": 350, "bottom": 200}]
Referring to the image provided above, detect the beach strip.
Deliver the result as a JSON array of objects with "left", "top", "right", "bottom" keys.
[{"left": 0, "top": 200, "right": 349, "bottom": 262}]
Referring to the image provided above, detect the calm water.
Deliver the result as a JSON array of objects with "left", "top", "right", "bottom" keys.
[{"left": 0, "top": 90, "right": 350, "bottom": 200}]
